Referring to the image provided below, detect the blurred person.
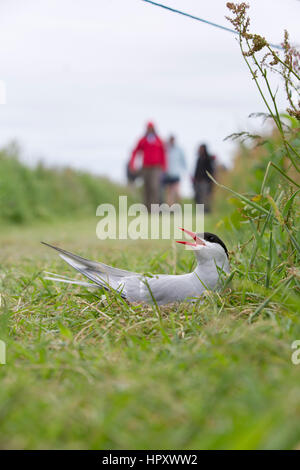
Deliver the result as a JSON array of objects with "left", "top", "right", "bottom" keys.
[
  {"left": 129, "top": 122, "right": 166, "bottom": 210},
  {"left": 126, "top": 160, "right": 142, "bottom": 190},
  {"left": 193, "top": 144, "right": 216, "bottom": 213},
  {"left": 163, "top": 135, "right": 186, "bottom": 206}
]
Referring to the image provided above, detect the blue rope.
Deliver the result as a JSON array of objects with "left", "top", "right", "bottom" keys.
[{"left": 142, "top": 0, "right": 282, "bottom": 50}]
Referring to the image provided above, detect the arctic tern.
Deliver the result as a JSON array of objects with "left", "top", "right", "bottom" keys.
[{"left": 43, "top": 229, "right": 229, "bottom": 305}]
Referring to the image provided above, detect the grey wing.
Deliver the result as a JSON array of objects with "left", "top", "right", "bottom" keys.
[
  {"left": 42, "top": 243, "right": 205, "bottom": 305},
  {"left": 42, "top": 242, "right": 140, "bottom": 296},
  {"left": 42, "top": 242, "right": 138, "bottom": 277},
  {"left": 123, "top": 272, "right": 205, "bottom": 305}
]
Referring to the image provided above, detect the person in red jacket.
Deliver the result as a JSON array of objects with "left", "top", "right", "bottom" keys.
[{"left": 129, "top": 122, "right": 166, "bottom": 210}]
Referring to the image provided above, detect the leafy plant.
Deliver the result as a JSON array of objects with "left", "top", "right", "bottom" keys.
[{"left": 212, "top": 3, "right": 300, "bottom": 321}]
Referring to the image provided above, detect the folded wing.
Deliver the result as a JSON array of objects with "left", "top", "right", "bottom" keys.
[{"left": 42, "top": 242, "right": 139, "bottom": 298}]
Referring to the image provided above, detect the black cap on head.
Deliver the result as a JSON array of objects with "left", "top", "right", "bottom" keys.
[{"left": 203, "top": 232, "right": 229, "bottom": 257}]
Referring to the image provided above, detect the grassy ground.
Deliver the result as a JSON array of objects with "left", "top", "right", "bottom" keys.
[{"left": 1, "top": 215, "right": 300, "bottom": 450}]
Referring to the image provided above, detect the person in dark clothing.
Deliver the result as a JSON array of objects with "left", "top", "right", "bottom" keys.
[
  {"left": 126, "top": 160, "right": 142, "bottom": 189},
  {"left": 193, "top": 144, "right": 216, "bottom": 213}
]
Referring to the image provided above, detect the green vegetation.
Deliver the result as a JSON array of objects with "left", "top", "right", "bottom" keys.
[
  {"left": 0, "top": 209, "right": 300, "bottom": 449},
  {"left": 0, "top": 2, "right": 299, "bottom": 450},
  {"left": 0, "top": 142, "right": 136, "bottom": 224}
]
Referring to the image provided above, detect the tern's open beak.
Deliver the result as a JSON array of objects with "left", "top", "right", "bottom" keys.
[{"left": 176, "top": 228, "right": 206, "bottom": 247}]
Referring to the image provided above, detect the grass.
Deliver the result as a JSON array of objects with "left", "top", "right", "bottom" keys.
[
  {"left": 1, "top": 1, "right": 299, "bottom": 450},
  {"left": 0, "top": 143, "right": 137, "bottom": 224},
  {"left": 1, "top": 215, "right": 300, "bottom": 450},
  {"left": 1, "top": 7, "right": 299, "bottom": 447}
]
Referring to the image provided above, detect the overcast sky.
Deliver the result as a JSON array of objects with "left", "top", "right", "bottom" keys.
[{"left": 0, "top": 0, "right": 299, "bottom": 194}]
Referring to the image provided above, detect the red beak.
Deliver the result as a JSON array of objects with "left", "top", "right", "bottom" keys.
[{"left": 176, "top": 228, "right": 206, "bottom": 247}]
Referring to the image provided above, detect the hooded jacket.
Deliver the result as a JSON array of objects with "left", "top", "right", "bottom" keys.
[{"left": 129, "top": 134, "right": 166, "bottom": 171}]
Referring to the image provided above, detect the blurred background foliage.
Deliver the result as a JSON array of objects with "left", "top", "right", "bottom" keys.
[{"left": 0, "top": 142, "right": 137, "bottom": 224}]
